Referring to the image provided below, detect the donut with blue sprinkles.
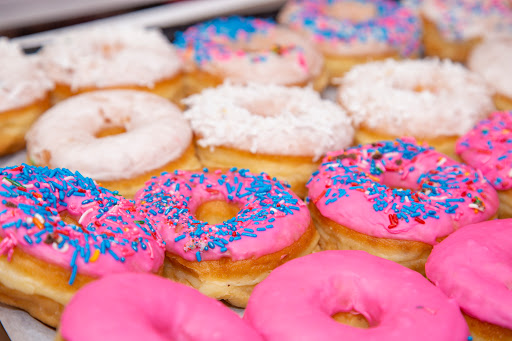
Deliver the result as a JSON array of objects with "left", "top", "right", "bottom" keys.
[
  {"left": 135, "top": 168, "right": 318, "bottom": 307},
  {"left": 0, "top": 164, "right": 165, "bottom": 327},
  {"left": 306, "top": 138, "right": 499, "bottom": 274}
]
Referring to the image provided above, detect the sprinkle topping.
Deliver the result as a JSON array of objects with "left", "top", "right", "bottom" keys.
[
  {"left": 456, "top": 111, "right": 512, "bottom": 191},
  {"left": 0, "top": 165, "right": 164, "bottom": 284},
  {"left": 135, "top": 169, "right": 310, "bottom": 262},
  {"left": 307, "top": 138, "right": 499, "bottom": 244},
  {"left": 278, "top": 0, "right": 421, "bottom": 56}
]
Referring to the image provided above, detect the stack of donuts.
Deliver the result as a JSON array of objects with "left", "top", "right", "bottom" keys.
[{"left": 1, "top": 0, "right": 512, "bottom": 340}]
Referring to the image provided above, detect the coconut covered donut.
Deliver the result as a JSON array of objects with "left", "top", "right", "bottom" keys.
[
  {"left": 337, "top": 58, "right": 495, "bottom": 158},
  {"left": 417, "top": 0, "right": 512, "bottom": 62},
  {"left": 245, "top": 250, "right": 470, "bottom": 341},
  {"left": 26, "top": 90, "right": 200, "bottom": 198},
  {"left": 135, "top": 168, "right": 319, "bottom": 307},
  {"left": 0, "top": 38, "right": 53, "bottom": 156},
  {"left": 468, "top": 35, "right": 512, "bottom": 111},
  {"left": 175, "top": 16, "right": 327, "bottom": 95},
  {"left": 306, "top": 138, "right": 499, "bottom": 274},
  {"left": 38, "top": 26, "right": 184, "bottom": 104},
  {"left": 456, "top": 111, "right": 512, "bottom": 218},
  {"left": 57, "top": 273, "right": 263, "bottom": 341},
  {"left": 0, "top": 164, "right": 165, "bottom": 327},
  {"left": 278, "top": 0, "right": 421, "bottom": 80},
  {"left": 183, "top": 82, "right": 353, "bottom": 198},
  {"left": 426, "top": 219, "right": 512, "bottom": 341}
]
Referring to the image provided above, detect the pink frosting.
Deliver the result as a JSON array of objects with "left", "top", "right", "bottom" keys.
[
  {"left": 244, "top": 250, "right": 469, "bottom": 340},
  {"left": 307, "top": 138, "right": 499, "bottom": 244},
  {"left": 456, "top": 111, "right": 512, "bottom": 191},
  {"left": 426, "top": 219, "right": 512, "bottom": 329},
  {"left": 60, "top": 273, "right": 263, "bottom": 341},
  {"left": 0, "top": 165, "right": 164, "bottom": 284},
  {"left": 135, "top": 169, "right": 311, "bottom": 262}
]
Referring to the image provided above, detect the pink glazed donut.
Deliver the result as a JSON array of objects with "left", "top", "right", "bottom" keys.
[
  {"left": 426, "top": 219, "right": 512, "bottom": 340},
  {"left": 244, "top": 250, "right": 469, "bottom": 340},
  {"left": 456, "top": 111, "right": 512, "bottom": 218},
  {"left": 306, "top": 138, "right": 499, "bottom": 274},
  {"left": 58, "top": 273, "right": 263, "bottom": 341},
  {"left": 135, "top": 168, "right": 319, "bottom": 307}
]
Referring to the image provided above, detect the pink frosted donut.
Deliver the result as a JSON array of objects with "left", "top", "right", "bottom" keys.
[
  {"left": 244, "top": 250, "right": 469, "bottom": 340},
  {"left": 59, "top": 273, "right": 263, "bottom": 341},
  {"left": 0, "top": 164, "right": 165, "bottom": 326},
  {"left": 135, "top": 168, "right": 319, "bottom": 307},
  {"left": 426, "top": 219, "right": 512, "bottom": 340},
  {"left": 306, "top": 138, "right": 499, "bottom": 273},
  {"left": 456, "top": 111, "right": 512, "bottom": 218}
]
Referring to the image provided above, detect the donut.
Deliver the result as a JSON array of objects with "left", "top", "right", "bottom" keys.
[
  {"left": 244, "top": 250, "right": 470, "bottom": 340},
  {"left": 416, "top": 0, "right": 512, "bottom": 62},
  {"left": 183, "top": 82, "right": 353, "bottom": 198},
  {"left": 426, "top": 219, "right": 512, "bottom": 340},
  {"left": 38, "top": 26, "right": 184, "bottom": 105},
  {"left": 26, "top": 90, "right": 200, "bottom": 199},
  {"left": 456, "top": 111, "right": 512, "bottom": 218},
  {"left": 0, "top": 38, "right": 53, "bottom": 156},
  {"left": 337, "top": 58, "right": 495, "bottom": 158},
  {"left": 135, "top": 168, "right": 319, "bottom": 307},
  {"left": 468, "top": 35, "right": 512, "bottom": 111},
  {"left": 0, "top": 164, "right": 165, "bottom": 327},
  {"left": 174, "top": 16, "right": 327, "bottom": 95},
  {"left": 278, "top": 0, "right": 421, "bottom": 81},
  {"left": 306, "top": 138, "right": 499, "bottom": 274},
  {"left": 57, "top": 273, "right": 263, "bottom": 341}
]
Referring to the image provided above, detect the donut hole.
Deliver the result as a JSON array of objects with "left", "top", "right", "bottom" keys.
[
  {"left": 242, "top": 97, "right": 293, "bottom": 117},
  {"left": 332, "top": 311, "right": 370, "bottom": 329},
  {"left": 325, "top": 2, "right": 376, "bottom": 22},
  {"left": 59, "top": 210, "right": 81, "bottom": 227},
  {"left": 94, "top": 126, "right": 127, "bottom": 138},
  {"left": 195, "top": 200, "right": 241, "bottom": 225}
]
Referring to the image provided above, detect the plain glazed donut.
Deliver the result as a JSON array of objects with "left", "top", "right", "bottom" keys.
[
  {"left": 0, "top": 38, "right": 53, "bottom": 156},
  {"left": 57, "top": 273, "right": 263, "bottom": 341},
  {"left": 426, "top": 219, "right": 512, "bottom": 341},
  {"left": 468, "top": 35, "right": 512, "bottom": 111},
  {"left": 416, "top": 0, "right": 512, "bottom": 62},
  {"left": 244, "top": 250, "right": 470, "bottom": 340},
  {"left": 183, "top": 82, "right": 353, "bottom": 198},
  {"left": 38, "top": 26, "right": 184, "bottom": 105},
  {"left": 175, "top": 16, "right": 327, "bottom": 95},
  {"left": 456, "top": 111, "right": 512, "bottom": 218},
  {"left": 135, "top": 168, "right": 319, "bottom": 307},
  {"left": 278, "top": 0, "right": 421, "bottom": 80},
  {"left": 0, "top": 164, "right": 165, "bottom": 327},
  {"left": 26, "top": 90, "right": 200, "bottom": 198},
  {"left": 306, "top": 138, "right": 499, "bottom": 274},
  {"left": 337, "top": 58, "right": 495, "bottom": 158}
]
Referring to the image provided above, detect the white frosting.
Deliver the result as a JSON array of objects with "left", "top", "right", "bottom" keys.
[
  {"left": 38, "top": 26, "right": 182, "bottom": 90},
  {"left": 468, "top": 36, "right": 512, "bottom": 98},
  {"left": 183, "top": 82, "right": 353, "bottom": 160},
  {"left": 421, "top": 0, "right": 512, "bottom": 41},
  {"left": 0, "top": 38, "right": 53, "bottom": 112},
  {"left": 186, "top": 26, "right": 323, "bottom": 85},
  {"left": 337, "top": 58, "right": 495, "bottom": 138},
  {"left": 26, "top": 90, "right": 192, "bottom": 181}
]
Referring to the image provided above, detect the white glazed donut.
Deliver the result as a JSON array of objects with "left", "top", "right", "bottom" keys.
[
  {"left": 468, "top": 35, "right": 512, "bottom": 110},
  {"left": 38, "top": 26, "right": 184, "bottom": 104},
  {"left": 0, "top": 38, "right": 54, "bottom": 156},
  {"left": 26, "top": 90, "right": 199, "bottom": 198},
  {"left": 337, "top": 58, "right": 495, "bottom": 157},
  {"left": 183, "top": 82, "right": 354, "bottom": 197}
]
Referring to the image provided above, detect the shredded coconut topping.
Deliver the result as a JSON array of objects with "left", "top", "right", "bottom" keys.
[
  {"left": 183, "top": 82, "right": 353, "bottom": 160},
  {"left": 468, "top": 35, "right": 512, "bottom": 98},
  {"left": 0, "top": 38, "right": 54, "bottom": 112},
  {"left": 38, "top": 26, "right": 182, "bottom": 90},
  {"left": 337, "top": 58, "right": 495, "bottom": 138}
]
